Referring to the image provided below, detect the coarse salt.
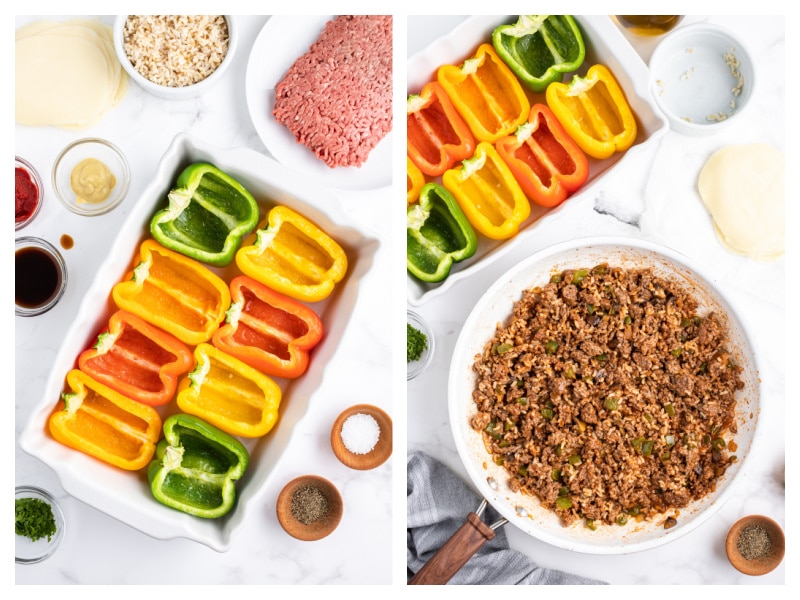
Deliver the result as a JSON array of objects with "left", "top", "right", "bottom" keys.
[{"left": 340, "top": 413, "right": 380, "bottom": 455}]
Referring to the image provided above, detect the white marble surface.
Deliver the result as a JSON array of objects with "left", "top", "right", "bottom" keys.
[
  {"left": 407, "top": 15, "right": 786, "bottom": 585},
  {"left": 14, "top": 15, "right": 395, "bottom": 584}
]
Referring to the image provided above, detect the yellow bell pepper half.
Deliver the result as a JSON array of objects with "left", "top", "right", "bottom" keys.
[
  {"left": 235, "top": 205, "right": 348, "bottom": 303},
  {"left": 49, "top": 369, "right": 162, "bottom": 470},
  {"left": 111, "top": 239, "right": 230, "bottom": 346},
  {"left": 407, "top": 156, "right": 425, "bottom": 204},
  {"left": 437, "top": 43, "right": 530, "bottom": 144},
  {"left": 176, "top": 344, "right": 282, "bottom": 438},
  {"left": 545, "top": 64, "right": 638, "bottom": 159},
  {"left": 442, "top": 141, "right": 531, "bottom": 240}
]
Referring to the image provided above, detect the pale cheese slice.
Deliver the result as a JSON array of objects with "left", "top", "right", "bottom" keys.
[
  {"left": 15, "top": 19, "right": 128, "bottom": 130},
  {"left": 697, "top": 143, "right": 784, "bottom": 261}
]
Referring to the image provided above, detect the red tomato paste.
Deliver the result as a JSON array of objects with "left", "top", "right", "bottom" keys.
[{"left": 16, "top": 166, "right": 40, "bottom": 225}]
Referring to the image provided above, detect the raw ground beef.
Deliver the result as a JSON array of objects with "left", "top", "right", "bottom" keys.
[
  {"left": 272, "top": 15, "right": 392, "bottom": 168},
  {"left": 471, "top": 264, "right": 744, "bottom": 529}
]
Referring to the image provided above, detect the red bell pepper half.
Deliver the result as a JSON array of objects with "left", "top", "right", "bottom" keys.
[
  {"left": 77, "top": 310, "right": 194, "bottom": 407},
  {"left": 495, "top": 103, "right": 589, "bottom": 208},
  {"left": 407, "top": 81, "right": 476, "bottom": 177},
  {"left": 211, "top": 275, "right": 324, "bottom": 379}
]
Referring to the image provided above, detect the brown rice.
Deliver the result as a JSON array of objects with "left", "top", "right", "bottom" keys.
[{"left": 122, "top": 15, "right": 229, "bottom": 88}]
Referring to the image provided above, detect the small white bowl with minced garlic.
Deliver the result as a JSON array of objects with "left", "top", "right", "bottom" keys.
[{"left": 113, "top": 15, "right": 237, "bottom": 100}]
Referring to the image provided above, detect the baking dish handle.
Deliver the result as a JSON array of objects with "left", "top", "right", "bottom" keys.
[{"left": 409, "top": 499, "right": 507, "bottom": 585}]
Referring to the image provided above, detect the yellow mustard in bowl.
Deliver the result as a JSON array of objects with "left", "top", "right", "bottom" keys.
[{"left": 70, "top": 157, "right": 116, "bottom": 204}]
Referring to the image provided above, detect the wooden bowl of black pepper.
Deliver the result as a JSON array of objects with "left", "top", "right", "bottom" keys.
[
  {"left": 276, "top": 475, "right": 343, "bottom": 541},
  {"left": 725, "top": 515, "right": 785, "bottom": 576}
]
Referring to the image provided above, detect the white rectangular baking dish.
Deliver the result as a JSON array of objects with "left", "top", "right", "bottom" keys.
[
  {"left": 19, "top": 133, "right": 381, "bottom": 551},
  {"left": 407, "top": 15, "right": 669, "bottom": 306}
]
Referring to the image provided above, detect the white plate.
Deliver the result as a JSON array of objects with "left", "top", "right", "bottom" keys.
[
  {"left": 245, "top": 15, "right": 392, "bottom": 192},
  {"left": 449, "top": 236, "right": 760, "bottom": 554},
  {"left": 18, "top": 133, "right": 381, "bottom": 552},
  {"left": 406, "top": 16, "right": 670, "bottom": 306}
]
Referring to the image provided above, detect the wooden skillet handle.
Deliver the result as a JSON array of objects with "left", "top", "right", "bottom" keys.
[{"left": 408, "top": 512, "right": 496, "bottom": 585}]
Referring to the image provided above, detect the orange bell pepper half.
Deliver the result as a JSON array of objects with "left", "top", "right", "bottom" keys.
[
  {"left": 212, "top": 275, "right": 323, "bottom": 379},
  {"left": 442, "top": 141, "right": 531, "bottom": 240},
  {"left": 407, "top": 81, "right": 476, "bottom": 177},
  {"left": 111, "top": 239, "right": 230, "bottom": 346},
  {"left": 407, "top": 156, "right": 425, "bottom": 205},
  {"left": 177, "top": 343, "right": 282, "bottom": 438},
  {"left": 77, "top": 310, "right": 194, "bottom": 407},
  {"left": 437, "top": 43, "right": 530, "bottom": 143},
  {"left": 49, "top": 369, "right": 162, "bottom": 470},
  {"left": 495, "top": 104, "right": 590, "bottom": 208},
  {"left": 235, "top": 205, "right": 348, "bottom": 303}
]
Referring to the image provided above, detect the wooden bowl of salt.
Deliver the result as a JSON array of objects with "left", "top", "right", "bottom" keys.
[{"left": 330, "top": 404, "right": 392, "bottom": 470}]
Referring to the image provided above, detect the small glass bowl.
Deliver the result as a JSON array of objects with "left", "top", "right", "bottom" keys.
[
  {"left": 407, "top": 310, "right": 434, "bottom": 381},
  {"left": 15, "top": 486, "right": 66, "bottom": 564},
  {"left": 15, "top": 237, "right": 68, "bottom": 317},
  {"left": 52, "top": 138, "right": 130, "bottom": 216},
  {"left": 15, "top": 156, "right": 44, "bottom": 230}
]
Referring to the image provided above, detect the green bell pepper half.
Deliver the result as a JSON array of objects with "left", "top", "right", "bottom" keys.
[
  {"left": 407, "top": 182, "right": 477, "bottom": 283},
  {"left": 147, "top": 413, "right": 249, "bottom": 519},
  {"left": 150, "top": 163, "right": 260, "bottom": 267},
  {"left": 492, "top": 15, "right": 586, "bottom": 93}
]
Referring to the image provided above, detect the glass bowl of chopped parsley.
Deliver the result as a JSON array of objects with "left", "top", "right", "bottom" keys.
[
  {"left": 16, "top": 485, "right": 65, "bottom": 564},
  {"left": 407, "top": 310, "right": 434, "bottom": 380}
]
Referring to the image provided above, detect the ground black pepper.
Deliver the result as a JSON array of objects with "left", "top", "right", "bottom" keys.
[
  {"left": 737, "top": 523, "right": 772, "bottom": 560},
  {"left": 291, "top": 485, "right": 329, "bottom": 525}
]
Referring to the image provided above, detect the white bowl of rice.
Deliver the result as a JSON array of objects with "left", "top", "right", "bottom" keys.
[{"left": 113, "top": 15, "right": 236, "bottom": 100}]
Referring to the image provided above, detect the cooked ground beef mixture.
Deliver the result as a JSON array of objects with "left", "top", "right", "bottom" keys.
[{"left": 471, "top": 264, "right": 744, "bottom": 528}]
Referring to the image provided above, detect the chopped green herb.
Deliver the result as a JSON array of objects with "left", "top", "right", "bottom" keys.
[
  {"left": 15, "top": 497, "right": 57, "bottom": 542},
  {"left": 407, "top": 323, "right": 428, "bottom": 363}
]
